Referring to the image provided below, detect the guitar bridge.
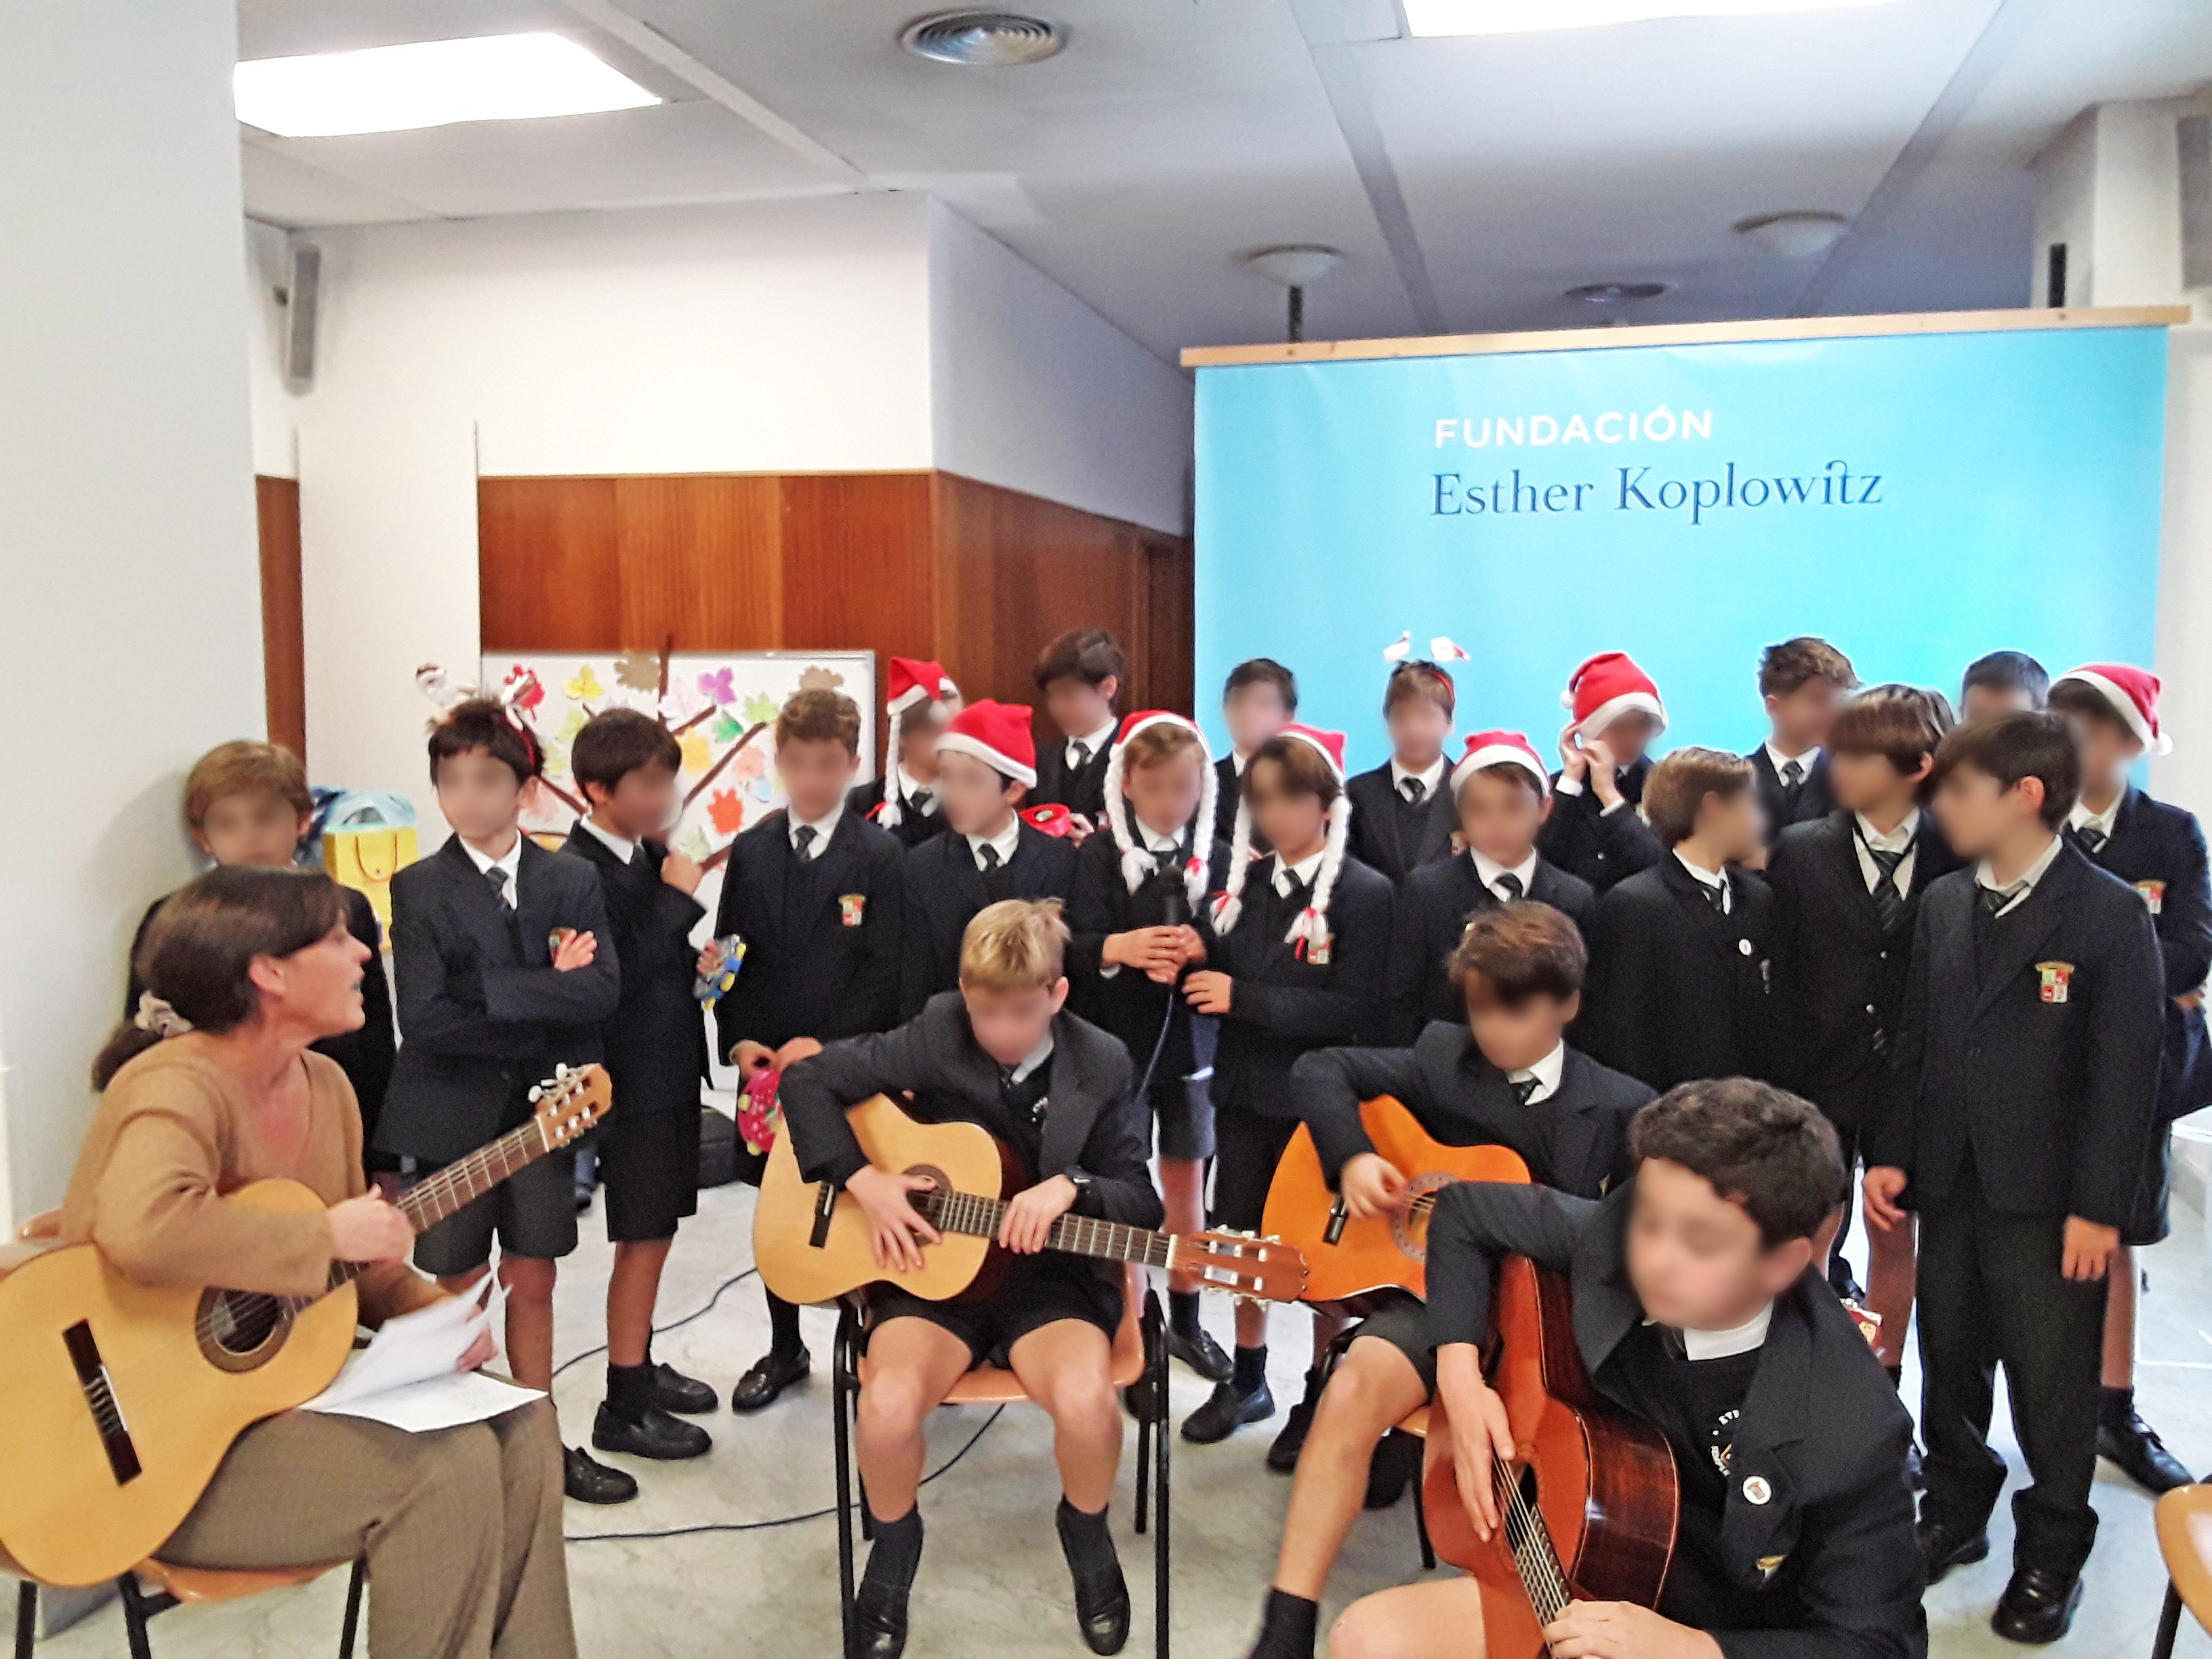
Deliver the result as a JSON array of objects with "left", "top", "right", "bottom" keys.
[{"left": 62, "top": 1319, "right": 141, "bottom": 1487}]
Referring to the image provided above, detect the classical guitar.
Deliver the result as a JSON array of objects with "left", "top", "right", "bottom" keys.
[
  {"left": 1421, "top": 1255, "right": 1679, "bottom": 1658},
  {"left": 1261, "top": 1096, "right": 1532, "bottom": 1303},
  {"left": 754, "top": 1093, "right": 1308, "bottom": 1307},
  {"left": 0, "top": 1064, "right": 611, "bottom": 1589}
]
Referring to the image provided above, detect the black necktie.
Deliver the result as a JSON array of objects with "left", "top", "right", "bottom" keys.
[
  {"left": 484, "top": 865, "right": 512, "bottom": 908},
  {"left": 1780, "top": 758, "right": 1805, "bottom": 792},
  {"left": 1069, "top": 741, "right": 1091, "bottom": 771},
  {"left": 1493, "top": 872, "right": 1524, "bottom": 902},
  {"left": 1698, "top": 879, "right": 1725, "bottom": 913},
  {"left": 977, "top": 842, "right": 1002, "bottom": 872},
  {"left": 1401, "top": 775, "right": 1427, "bottom": 805},
  {"left": 793, "top": 824, "right": 818, "bottom": 861},
  {"left": 1866, "top": 846, "right": 1906, "bottom": 933},
  {"left": 1511, "top": 1076, "right": 1541, "bottom": 1106},
  {"left": 1278, "top": 869, "right": 1311, "bottom": 909},
  {"left": 1980, "top": 883, "right": 2020, "bottom": 917},
  {"left": 2076, "top": 824, "right": 2107, "bottom": 855},
  {"left": 912, "top": 787, "right": 934, "bottom": 815}
]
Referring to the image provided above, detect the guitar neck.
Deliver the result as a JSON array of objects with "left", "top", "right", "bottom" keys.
[
  {"left": 327, "top": 1119, "right": 550, "bottom": 1290},
  {"left": 917, "top": 1189, "right": 1175, "bottom": 1272},
  {"left": 1494, "top": 1454, "right": 1574, "bottom": 1633}
]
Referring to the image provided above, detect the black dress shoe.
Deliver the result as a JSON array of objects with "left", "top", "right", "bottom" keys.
[
  {"left": 592, "top": 1401, "right": 711, "bottom": 1460},
  {"left": 730, "top": 1346, "right": 811, "bottom": 1412},
  {"left": 1266, "top": 1368, "right": 1327, "bottom": 1473},
  {"left": 1991, "top": 1565, "right": 2083, "bottom": 1644},
  {"left": 1068, "top": 1558, "right": 1131, "bottom": 1656},
  {"left": 563, "top": 1443, "right": 638, "bottom": 1504},
  {"left": 1182, "top": 1378, "right": 1275, "bottom": 1444},
  {"left": 852, "top": 1580, "right": 909, "bottom": 1659},
  {"left": 648, "top": 1361, "right": 719, "bottom": 1416},
  {"left": 2100, "top": 1408, "right": 2194, "bottom": 1493},
  {"left": 1364, "top": 1429, "right": 1420, "bottom": 1510},
  {"left": 1168, "top": 1324, "right": 1233, "bottom": 1383},
  {"left": 1917, "top": 1517, "right": 1990, "bottom": 1584}
]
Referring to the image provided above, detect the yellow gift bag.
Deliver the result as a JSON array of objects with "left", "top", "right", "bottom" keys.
[{"left": 321, "top": 791, "right": 420, "bottom": 931}]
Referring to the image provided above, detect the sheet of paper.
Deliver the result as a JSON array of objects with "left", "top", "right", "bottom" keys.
[
  {"left": 302, "top": 1283, "right": 539, "bottom": 1431},
  {"left": 306, "top": 1368, "right": 542, "bottom": 1433}
]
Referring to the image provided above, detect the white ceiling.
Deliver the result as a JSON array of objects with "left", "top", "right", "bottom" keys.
[{"left": 235, "top": 0, "right": 2212, "bottom": 360}]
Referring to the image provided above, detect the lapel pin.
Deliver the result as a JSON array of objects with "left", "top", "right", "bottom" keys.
[
  {"left": 1742, "top": 1474, "right": 1771, "bottom": 1505},
  {"left": 1738, "top": 937, "right": 1753, "bottom": 956}
]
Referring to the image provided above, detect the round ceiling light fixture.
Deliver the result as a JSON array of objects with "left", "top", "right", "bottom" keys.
[
  {"left": 1564, "top": 281, "right": 1668, "bottom": 304},
  {"left": 1241, "top": 245, "right": 1345, "bottom": 287},
  {"left": 1733, "top": 210, "right": 1849, "bottom": 258},
  {"left": 900, "top": 11, "right": 1066, "bottom": 66}
]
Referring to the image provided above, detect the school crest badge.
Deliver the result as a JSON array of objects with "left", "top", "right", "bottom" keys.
[
  {"left": 2037, "top": 961, "right": 2074, "bottom": 1004},
  {"left": 1305, "top": 935, "right": 1333, "bottom": 966},
  {"left": 839, "top": 893, "right": 867, "bottom": 928},
  {"left": 1449, "top": 830, "right": 1466, "bottom": 856},
  {"left": 548, "top": 926, "right": 577, "bottom": 954},
  {"left": 2136, "top": 880, "right": 2166, "bottom": 915}
]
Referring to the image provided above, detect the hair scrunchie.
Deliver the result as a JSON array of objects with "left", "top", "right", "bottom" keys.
[{"left": 132, "top": 991, "right": 194, "bottom": 1040}]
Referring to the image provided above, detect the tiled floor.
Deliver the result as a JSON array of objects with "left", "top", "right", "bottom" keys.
[{"left": 30, "top": 1179, "right": 2212, "bottom": 1658}]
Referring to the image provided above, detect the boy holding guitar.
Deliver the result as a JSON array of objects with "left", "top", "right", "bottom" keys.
[
  {"left": 1242, "top": 902, "right": 1652, "bottom": 1659},
  {"left": 778, "top": 898, "right": 1163, "bottom": 1659},
  {"left": 1332, "top": 1079, "right": 1924, "bottom": 1659}
]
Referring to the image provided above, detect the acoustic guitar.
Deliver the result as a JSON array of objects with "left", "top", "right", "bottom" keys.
[
  {"left": 1261, "top": 1096, "right": 1532, "bottom": 1303},
  {"left": 0, "top": 1063, "right": 611, "bottom": 1589},
  {"left": 754, "top": 1093, "right": 1308, "bottom": 1307},
  {"left": 1421, "top": 1255, "right": 1679, "bottom": 1658}
]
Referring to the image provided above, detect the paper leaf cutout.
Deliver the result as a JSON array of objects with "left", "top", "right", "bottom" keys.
[
  {"left": 659, "top": 682, "right": 705, "bottom": 724},
  {"left": 564, "top": 664, "right": 605, "bottom": 701},
  {"left": 708, "top": 710, "right": 742, "bottom": 744},
  {"left": 679, "top": 825, "right": 713, "bottom": 861},
  {"left": 699, "top": 668, "right": 736, "bottom": 705},
  {"left": 678, "top": 730, "right": 712, "bottom": 775},
  {"left": 557, "top": 708, "right": 588, "bottom": 742},
  {"left": 742, "top": 691, "right": 779, "bottom": 726},
  {"left": 734, "top": 746, "right": 769, "bottom": 783},
  {"left": 707, "top": 788, "right": 746, "bottom": 835},
  {"left": 501, "top": 665, "right": 545, "bottom": 713},
  {"left": 615, "top": 650, "right": 663, "bottom": 692},
  {"left": 798, "top": 666, "right": 844, "bottom": 692}
]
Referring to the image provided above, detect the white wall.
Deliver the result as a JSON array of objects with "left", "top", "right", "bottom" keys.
[
  {"left": 929, "top": 202, "right": 1192, "bottom": 536},
  {"left": 0, "top": 1, "right": 266, "bottom": 1221},
  {"left": 287, "top": 194, "right": 939, "bottom": 836}
]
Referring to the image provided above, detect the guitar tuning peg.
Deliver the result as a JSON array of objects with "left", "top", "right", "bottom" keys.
[
  {"left": 554, "top": 1063, "right": 570, "bottom": 1079},
  {"left": 527, "top": 1086, "right": 544, "bottom": 1103}
]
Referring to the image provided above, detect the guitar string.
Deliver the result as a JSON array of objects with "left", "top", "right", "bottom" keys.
[{"left": 1492, "top": 1450, "right": 1571, "bottom": 1622}]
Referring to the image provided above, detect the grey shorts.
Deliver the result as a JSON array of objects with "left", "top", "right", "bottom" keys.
[
  {"left": 1153, "top": 1071, "right": 1216, "bottom": 1162},
  {"left": 1347, "top": 1294, "right": 1438, "bottom": 1395},
  {"left": 411, "top": 1146, "right": 578, "bottom": 1275}
]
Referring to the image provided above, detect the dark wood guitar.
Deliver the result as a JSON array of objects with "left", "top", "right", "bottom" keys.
[{"left": 1422, "top": 1254, "right": 1679, "bottom": 1657}]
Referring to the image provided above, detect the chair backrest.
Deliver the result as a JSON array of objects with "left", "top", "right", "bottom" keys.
[{"left": 2158, "top": 1485, "right": 2212, "bottom": 1631}]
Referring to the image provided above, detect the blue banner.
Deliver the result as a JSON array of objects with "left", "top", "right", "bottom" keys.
[{"left": 1194, "top": 325, "right": 2169, "bottom": 773}]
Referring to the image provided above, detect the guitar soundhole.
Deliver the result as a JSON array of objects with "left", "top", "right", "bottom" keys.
[
  {"left": 1389, "top": 1172, "right": 1456, "bottom": 1263},
  {"left": 194, "top": 1289, "right": 294, "bottom": 1373}
]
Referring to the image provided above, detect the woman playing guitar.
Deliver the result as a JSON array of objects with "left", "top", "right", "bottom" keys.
[
  {"left": 55, "top": 867, "right": 575, "bottom": 1659},
  {"left": 1332, "top": 1079, "right": 1925, "bottom": 1659}
]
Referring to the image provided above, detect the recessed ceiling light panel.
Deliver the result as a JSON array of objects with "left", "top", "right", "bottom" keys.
[
  {"left": 234, "top": 32, "right": 659, "bottom": 138},
  {"left": 1406, "top": 0, "right": 1900, "bottom": 37},
  {"left": 1565, "top": 282, "right": 1668, "bottom": 303},
  {"left": 901, "top": 12, "right": 1066, "bottom": 66},
  {"left": 1734, "top": 210, "right": 1850, "bottom": 257}
]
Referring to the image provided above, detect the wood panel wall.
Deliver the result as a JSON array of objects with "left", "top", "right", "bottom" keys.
[
  {"left": 254, "top": 475, "right": 306, "bottom": 764},
  {"left": 478, "top": 470, "right": 1193, "bottom": 755}
]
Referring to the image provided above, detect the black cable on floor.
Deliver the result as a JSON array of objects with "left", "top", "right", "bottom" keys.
[
  {"left": 548, "top": 1265, "right": 760, "bottom": 1383},
  {"left": 565, "top": 1405, "right": 1006, "bottom": 1543}
]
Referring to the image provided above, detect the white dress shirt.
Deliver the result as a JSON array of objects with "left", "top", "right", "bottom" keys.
[
  {"left": 459, "top": 834, "right": 524, "bottom": 907},
  {"left": 1273, "top": 847, "right": 1326, "bottom": 898},
  {"left": 968, "top": 816, "right": 1023, "bottom": 872},
  {"left": 1390, "top": 755, "right": 1448, "bottom": 804},
  {"left": 1852, "top": 809, "right": 1919, "bottom": 897},
  {"left": 1099, "top": 823, "right": 1189, "bottom": 981},
  {"left": 1472, "top": 846, "right": 1540, "bottom": 903},
  {"left": 1506, "top": 1041, "right": 1566, "bottom": 1105},
  {"left": 1974, "top": 831, "right": 2065, "bottom": 918},
  {"left": 2068, "top": 792, "right": 2123, "bottom": 844},
  {"left": 1675, "top": 849, "right": 1732, "bottom": 915},
  {"left": 1008, "top": 1033, "right": 1054, "bottom": 1084},
  {"left": 790, "top": 802, "right": 843, "bottom": 859},
  {"left": 1765, "top": 741, "right": 1821, "bottom": 786},
  {"left": 1679, "top": 1300, "right": 1774, "bottom": 1361},
  {"left": 897, "top": 764, "right": 941, "bottom": 818},
  {"left": 575, "top": 816, "right": 638, "bottom": 865}
]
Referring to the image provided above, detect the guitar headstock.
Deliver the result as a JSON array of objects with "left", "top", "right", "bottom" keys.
[
  {"left": 528, "top": 1063, "right": 613, "bottom": 1147},
  {"left": 1180, "top": 1231, "right": 1309, "bottom": 1303}
]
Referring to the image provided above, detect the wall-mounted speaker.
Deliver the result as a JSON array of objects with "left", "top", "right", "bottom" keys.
[
  {"left": 2182, "top": 115, "right": 2211, "bottom": 293},
  {"left": 283, "top": 241, "right": 321, "bottom": 389}
]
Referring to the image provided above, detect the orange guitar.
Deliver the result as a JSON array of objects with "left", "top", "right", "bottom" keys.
[{"left": 1261, "top": 1096, "right": 1531, "bottom": 1303}]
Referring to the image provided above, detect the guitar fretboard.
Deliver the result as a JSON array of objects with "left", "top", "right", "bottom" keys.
[
  {"left": 325, "top": 1118, "right": 550, "bottom": 1290},
  {"left": 1495, "top": 1456, "right": 1573, "bottom": 1633},
  {"left": 915, "top": 1188, "right": 1177, "bottom": 1271}
]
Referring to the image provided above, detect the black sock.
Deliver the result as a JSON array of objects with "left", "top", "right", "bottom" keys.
[
  {"left": 1057, "top": 1496, "right": 1119, "bottom": 1579},
  {"left": 767, "top": 1290, "right": 803, "bottom": 1361},
  {"left": 1254, "top": 1588, "right": 1320, "bottom": 1659},
  {"left": 863, "top": 1506, "right": 924, "bottom": 1591},
  {"left": 1170, "top": 1290, "right": 1202, "bottom": 1340},
  {"left": 2101, "top": 1384, "right": 2135, "bottom": 1429},
  {"left": 1233, "top": 1344, "right": 1268, "bottom": 1395},
  {"left": 605, "top": 1361, "right": 653, "bottom": 1420}
]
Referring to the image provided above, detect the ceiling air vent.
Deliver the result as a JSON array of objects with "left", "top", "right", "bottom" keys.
[{"left": 900, "top": 12, "right": 1066, "bottom": 66}]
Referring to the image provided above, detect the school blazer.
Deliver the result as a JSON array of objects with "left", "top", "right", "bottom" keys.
[
  {"left": 130, "top": 884, "right": 396, "bottom": 1138},
  {"left": 1212, "top": 756, "right": 1267, "bottom": 853},
  {"left": 847, "top": 776, "right": 949, "bottom": 851},
  {"left": 2069, "top": 785, "right": 2212, "bottom": 1124},
  {"left": 1536, "top": 758, "right": 1662, "bottom": 893},
  {"left": 1589, "top": 857, "right": 1774, "bottom": 1092},
  {"left": 1386, "top": 852, "right": 1597, "bottom": 1043},
  {"left": 1202, "top": 853, "right": 1394, "bottom": 1120},
  {"left": 1032, "top": 737, "right": 1115, "bottom": 821},
  {"left": 1870, "top": 842, "right": 2164, "bottom": 1227},
  {"left": 714, "top": 808, "right": 907, "bottom": 1063},
  {"left": 780, "top": 995, "right": 1165, "bottom": 1286},
  {"left": 1345, "top": 763, "right": 1458, "bottom": 884},
  {"left": 378, "top": 837, "right": 620, "bottom": 1163},
  {"left": 899, "top": 821, "right": 1080, "bottom": 1019},
  {"left": 1746, "top": 747, "right": 1835, "bottom": 834},
  {"left": 1065, "top": 827, "right": 1230, "bottom": 1083},
  {"left": 562, "top": 829, "right": 707, "bottom": 1119},
  {"left": 1292, "top": 1025, "right": 1652, "bottom": 1197},
  {"left": 1425, "top": 1182, "right": 1926, "bottom": 1659},
  {"left": 1764, "top": 813, "right": 1960, "bottom": 1112}
]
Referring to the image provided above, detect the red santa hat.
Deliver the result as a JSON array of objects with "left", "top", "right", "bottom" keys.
[
  {"left": 878, "top": 658, "right": 959, "bottom": 828},
  {"left": 1452, "top": 730, "right": 1550, "bottom": 798},
  {"left": 1212, "top": 722, "right": 1352, "bottom": 958},
  {"left": 1562, "top": 651, "right": 1667, "bottom": 739},
  {"left": 2053, "top": 663, "right": 2173, "bottom": 756},
  {"left": 1101, "top": 711, "right": 1218, "bottom": 908},
  {"left": 934, "top": 699, "right": 1038, "bottom": 787}
]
